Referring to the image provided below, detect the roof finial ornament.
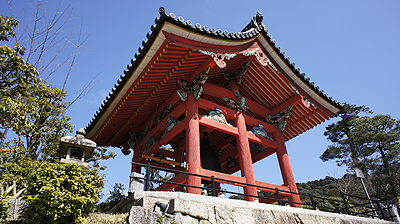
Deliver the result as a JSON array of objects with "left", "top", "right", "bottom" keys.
[
  {"left": 254, "top": 11, "right": 264, "bottom": 29},
  {"left": 256, "top": 11, "right": 263, "bottom": 21},
  {"left": 159, "top": 7, "right": 165, "bottom": 15},
  {"left": 241, "top": 10, "right": 265, "bottom": 32}
]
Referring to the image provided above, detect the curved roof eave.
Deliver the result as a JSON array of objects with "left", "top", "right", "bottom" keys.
[{"left": 85, "top": 7, "right": 342, "bottom": 138}]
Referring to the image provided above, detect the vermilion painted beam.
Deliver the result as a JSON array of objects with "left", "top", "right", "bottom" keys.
[
  {"left": 142, "top": 100, "right": 185, "bottom": 138},
  {"left": 271, "top": 94, "right": 302, "bottom": 115},
  {"left": 189, "top": 56, "right": 216, "bottom": 81},
  {"left": 247, "top": 132, "right": 278, "bottom": 149},
  {"left": 198, "top": 98, "right": 236, "bottom": 119},
  {"left": 203, "top": 83, "right": 272, "bottom": 117},
  {"left": 200, "top": 169, "right": 246, "bottom": 187},
  {"left": 255, "top": 181, "right": 291, "bottom": 194},
  {"left": 198, "top": 115, "right": 239, "bottom": 136},
  {"left": 198, "top": 97, "right": 275, "bottom": 136},
  {"left": 155, "top": 173, "right": 187, "bottom": 192},
  {"left": 159, "top": 118, "right": 187, "bottom": 147}
]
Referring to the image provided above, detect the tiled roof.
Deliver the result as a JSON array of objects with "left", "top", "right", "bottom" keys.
[{"left": 85, "top": 7, "right": 342, "bottom": 141}]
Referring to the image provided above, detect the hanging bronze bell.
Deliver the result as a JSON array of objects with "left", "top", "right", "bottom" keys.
[{"left": 200, "top": 132, "right": 221, "bottom": 172}]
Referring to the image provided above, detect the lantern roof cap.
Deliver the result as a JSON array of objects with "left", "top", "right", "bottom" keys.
[{"left": 59, "top": 128, "right": 96, "bottom": 158}]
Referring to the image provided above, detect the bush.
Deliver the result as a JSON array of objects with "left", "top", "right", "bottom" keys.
[{"left": 21, "top": 162, "right": 103, "bottom": 224}]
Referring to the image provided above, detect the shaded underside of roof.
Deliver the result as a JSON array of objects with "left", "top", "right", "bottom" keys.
[{"left": 85, "top": 7, "right": 342, "bottom": 147}]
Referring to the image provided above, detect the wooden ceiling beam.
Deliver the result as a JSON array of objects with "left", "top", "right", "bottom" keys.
[
  {"left": 203, "top": 83, "right": 273, "bottom": 117},
  {"left": 271, "top": 94, "right": 302, "bottom": 115}
]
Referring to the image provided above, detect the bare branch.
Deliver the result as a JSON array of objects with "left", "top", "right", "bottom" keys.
[{"left": 67, "top": 73, "right": 102, "bottom": 110}]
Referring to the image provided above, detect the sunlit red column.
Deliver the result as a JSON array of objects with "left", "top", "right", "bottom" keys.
[
  {"left": 235, "top": 110, "right": 259, "bottom": 202},
  {"left": 229, "top": 82, "right": 258, "bottom": 202},
  {"left": 185, "top": 96, "right": 202, "bottom": 194},
  {"left": 131, "top": 146, "right": 141, "bottom": 173},
  {"left": 273, "top": 125, "right": 302, "bottom": 208}
]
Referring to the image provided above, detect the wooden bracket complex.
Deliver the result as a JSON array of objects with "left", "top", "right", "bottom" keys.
[{"left": 177, "top": 67, "right": 211, "bottom": 102}]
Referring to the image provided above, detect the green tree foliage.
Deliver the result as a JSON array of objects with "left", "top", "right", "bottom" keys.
[
  {"left": 297, "top": 176, "right": 364, "bottom": 214},
  {"left": 320, "top": 104, "right": 372, "bottom": 168},
  {"left": 0, "top": 16, "right": 74, "bottom": 215},
  {"left": 321, "top": 104, "right": 400, "bottom": 199},
  {"left": 0, "top": 15, "right": 18, "bottom": 41},
  {"left": 353, "top": 115, "right": 400, "bottom": 199},
  {"left": 0, "top": 14, "right": 115, "bottom": 222},
  {"left": 21, "top": 162, "right": 103, "bottom": 224},
  {"left": 297, "top": 176, "right": 340, "bottom": 198},
  {"left": 95, "top": 183, "right": 127, "bottom": 213}
]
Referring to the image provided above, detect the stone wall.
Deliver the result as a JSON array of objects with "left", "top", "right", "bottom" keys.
[{"left": 127, "top": 191, "right": 396, "bottom": 224}]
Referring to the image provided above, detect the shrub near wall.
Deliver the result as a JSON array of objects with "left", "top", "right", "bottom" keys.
[{"left": 21, "top": 163, "right": 103, "bottom": 224}]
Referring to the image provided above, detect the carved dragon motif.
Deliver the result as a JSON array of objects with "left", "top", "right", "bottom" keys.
[
  {"left": 177, "top": 67, "right": 211, "bottom": 102},
  {"left": 222, "top": 91, "right": 249, "bottom": 112}
]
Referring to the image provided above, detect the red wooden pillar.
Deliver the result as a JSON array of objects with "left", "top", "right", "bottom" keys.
[
  {"left": 185, "top": 96, "right": 202, "bottom": 194},
  {"left": 230, "top": 82, "right": 258, "bottom": 201},
  {"left": 235, "top": 110, "right": 259, "bottom": 202},
  {"left": 273, "top": 125, "right": 302, "bottom": 208},
  {"left": 131, "top": 147, "right": 141, "bottom": 173}
]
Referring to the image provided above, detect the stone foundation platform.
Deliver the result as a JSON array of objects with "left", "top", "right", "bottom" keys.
[{"left": 113, "top": 191, "right": 395, "bottom": 224}]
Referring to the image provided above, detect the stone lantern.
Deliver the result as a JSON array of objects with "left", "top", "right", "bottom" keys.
[{"left": 58, "top": 128, "right": 96, "bottom": 166}]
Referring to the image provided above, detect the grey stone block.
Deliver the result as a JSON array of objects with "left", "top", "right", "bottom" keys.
[
  {"left": 129, "top": 206, "right": 159, "bottom": 224},
  {"left": 174, "top": 212, "right": 199, "bottom": 224},
  {"left": 214, "top": 204, "right": 234, "bottom": 224},
  {"left": 270, "top": 210, "right": 297, "bottom": 223},
  {"left": 232, "top": 207, "right": 254, "bottom": 224},
  {"left": 129, "top": 172, "right": 145, "bottom": 193},
  {"left": 129, "top": 206, "right": 175, "bottom": 224},
  {"left": 170, "top": 198, "right": 209, "bottom": 220},
  {"left": 252, "top": 209, "right": 276, "bottom": 223}
]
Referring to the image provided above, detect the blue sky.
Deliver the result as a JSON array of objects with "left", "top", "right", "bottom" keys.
[{"left": 2, "top": 1, "right": 399, "bottom": 199}]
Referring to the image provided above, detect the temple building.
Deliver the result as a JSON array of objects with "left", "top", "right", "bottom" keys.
[{"left": 85, "top": 7, "right": 342, "bottom": 207}]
